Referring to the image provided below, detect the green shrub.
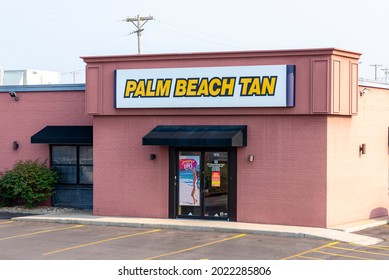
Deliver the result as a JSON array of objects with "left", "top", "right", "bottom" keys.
[{"left": 0, "top": 160, "right": 57, "bottom": 208}]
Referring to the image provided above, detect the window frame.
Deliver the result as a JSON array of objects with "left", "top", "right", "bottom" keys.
[{"left": 50, "top": 145, "right": 93, "bottom": 186}]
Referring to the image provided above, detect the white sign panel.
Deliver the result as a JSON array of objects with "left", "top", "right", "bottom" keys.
[{"left": 115, "top": 65, "right": 295, "bottom": 108}]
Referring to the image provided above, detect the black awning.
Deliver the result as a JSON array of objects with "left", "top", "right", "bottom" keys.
[
  {"left": 143, "top": 125, "right": 247, "bottom": 147},
  {"left": 31, "top": 126, "right": 93, "bottom": 145}
]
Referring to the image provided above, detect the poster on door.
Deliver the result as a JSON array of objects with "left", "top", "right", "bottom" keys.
[
  {"left": 211, "top": 171, "right": 221, "bottom": 187},
  {"left": 179, "top": 156, "right": 200, "bottom": 206}
]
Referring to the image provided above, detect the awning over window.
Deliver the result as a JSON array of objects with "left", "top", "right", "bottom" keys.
[
  {"left": 143, "top": 125, "right": 247, "bottom": 147},
  {"left": 31, "top": 126, "right": 93, "bottom": 145}
]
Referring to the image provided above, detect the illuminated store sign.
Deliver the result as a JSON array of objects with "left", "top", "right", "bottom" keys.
[{"left": 115, "top": 65, "right": 295, "bottom": 108}]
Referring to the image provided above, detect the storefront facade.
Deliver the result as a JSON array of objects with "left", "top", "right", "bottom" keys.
[
  {"left": 82, "top": 48, "right": 389, "bottom": 228},
  {"left": 2, "top": 48, "right": 389, "bottom": 228}
]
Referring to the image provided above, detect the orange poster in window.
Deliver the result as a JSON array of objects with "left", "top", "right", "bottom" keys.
[{"left": 212, "top": 171, "right": 220, "bottom": 187}]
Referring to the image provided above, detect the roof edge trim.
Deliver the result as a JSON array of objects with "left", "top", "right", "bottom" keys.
[
  {"left": 0, "top": 84, "right": 85, "bottom": 93},
  {"left": 82, "top": 48, "right": 361, "bottom": 63}
]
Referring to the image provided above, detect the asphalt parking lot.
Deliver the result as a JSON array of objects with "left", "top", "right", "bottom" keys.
[{"left": 1, "top": 215, "right": 389, "bottom": 260}]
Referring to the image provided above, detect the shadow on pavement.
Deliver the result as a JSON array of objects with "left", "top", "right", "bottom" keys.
[{"left": 0, "top": 212, "right": 38, "bottom": 219}]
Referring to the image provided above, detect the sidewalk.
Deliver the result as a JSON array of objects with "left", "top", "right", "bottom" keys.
[{"left": 13, "top": 211, "right": 388, "bottom": 246}]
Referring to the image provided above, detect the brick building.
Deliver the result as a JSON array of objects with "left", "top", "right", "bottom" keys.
[{"left": 1, "top": 48, "right": 389, "bottom": 228}]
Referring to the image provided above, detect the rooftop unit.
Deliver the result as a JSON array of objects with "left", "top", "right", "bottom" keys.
[{"left": 1, "top": 69, "right": 61, "bottom": 85}]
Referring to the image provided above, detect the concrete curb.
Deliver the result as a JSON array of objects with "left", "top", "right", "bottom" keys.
[
  {"left": 12, "top": 214, "right": 385, "bottom": 246},
  {"left": 13, "top": 216, "right": 314, "bottom": 239}
]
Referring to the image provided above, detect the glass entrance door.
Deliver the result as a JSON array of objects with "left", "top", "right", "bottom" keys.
[
  {"left": 176, "top": 150, "right": 229, "bottom": 219},
  {"left": 204, "top": 151, "right": 228, "bottom": 218}
]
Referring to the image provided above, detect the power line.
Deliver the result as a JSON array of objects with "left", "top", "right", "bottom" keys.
[
  {"left": 123, "top": 15, "right": 154, "bottom": 54},
  {"left": 153, "top": 19, "right": 267, "bottom": 50},
  {"left": 149, "top": 21, "right": 245, "bottom": 50}
]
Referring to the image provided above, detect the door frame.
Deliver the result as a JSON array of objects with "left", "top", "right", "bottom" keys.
[{"left": 169, "top": 147, "right": 237, "bottom": 221}]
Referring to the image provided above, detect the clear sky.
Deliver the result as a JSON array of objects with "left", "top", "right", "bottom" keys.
[{"left": 1, "top": 0, "right": 388, "bottom": 83}]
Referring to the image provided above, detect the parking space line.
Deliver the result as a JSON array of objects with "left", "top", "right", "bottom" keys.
[
  {"left": 0, "top": 221, "right": 14, "bottom": 225},
  {"left": 315, "top": 250, "right": 372, "bottom": 260},
  {"left": 144, "top": 233, "right": 246, "bottom": 260},
  {"left": 280, "top": 241, "right": 339, "bottom": 260},
  {"left": 329, "top": 245, "right": 389, "bottom": 257},
  {"left": 0, "top": 225, "right": 84, "bottom": 241},
  {"left": 365, "top": 244, "right": 389, "bottom": 251},
  {"left": 43, "top": 229, "right": 161, "bottom": 256},
  {"left": 296, "top": 255, "right": 322, "bottom": 260}
]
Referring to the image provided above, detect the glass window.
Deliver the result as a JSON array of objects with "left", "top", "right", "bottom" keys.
[
  {"left": 51, "top": 145, "right": 93, "bottom": 186},
  {"left": 80, "top": 166, "right": 93, "bottom": 184},
  {"left": 52, "top": 146, "right": 77, "bottom": 164},
  {"left": 79, "top": 146, "right": 93, "bottom": 165},
  {"left": 52, "top": 165, "right": 77, "bottom": 184}
]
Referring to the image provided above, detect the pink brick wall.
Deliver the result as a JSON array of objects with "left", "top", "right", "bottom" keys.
[
  {"left": 238, "top": 116, "right": 327, "bottom": 227},
  {"left": 93, "top": 115, "right": 328, "bottom": 227},
  {"left": 327, "top": 86, "right": 389, "bottom": 227},
  {"left": 0, "top": 90, "right": 92, "bottom": 173},
  {"left": 92, "top": 116, "right": 169, "bottom": 218}
]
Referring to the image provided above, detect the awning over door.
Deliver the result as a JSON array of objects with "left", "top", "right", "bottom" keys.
[
  {"left": 31, "top": 126, "right": 93, "bottom": 145},
  {"left": 142, "top": 125, "right": 247, "bottom": 147}
]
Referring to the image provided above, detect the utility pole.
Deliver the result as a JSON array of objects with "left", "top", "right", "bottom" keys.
[
  {"left": 370, "top": 64, "right": 383, "bottom": 80},
  {"left": 382, "top": 67, "right": 389, "bottom": 82},
  {"left": 124, "top": 14, "right": 154, "bottom": 54},
  {"left": 71, "top": 70, "right": 79, "bottom": 84}
]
